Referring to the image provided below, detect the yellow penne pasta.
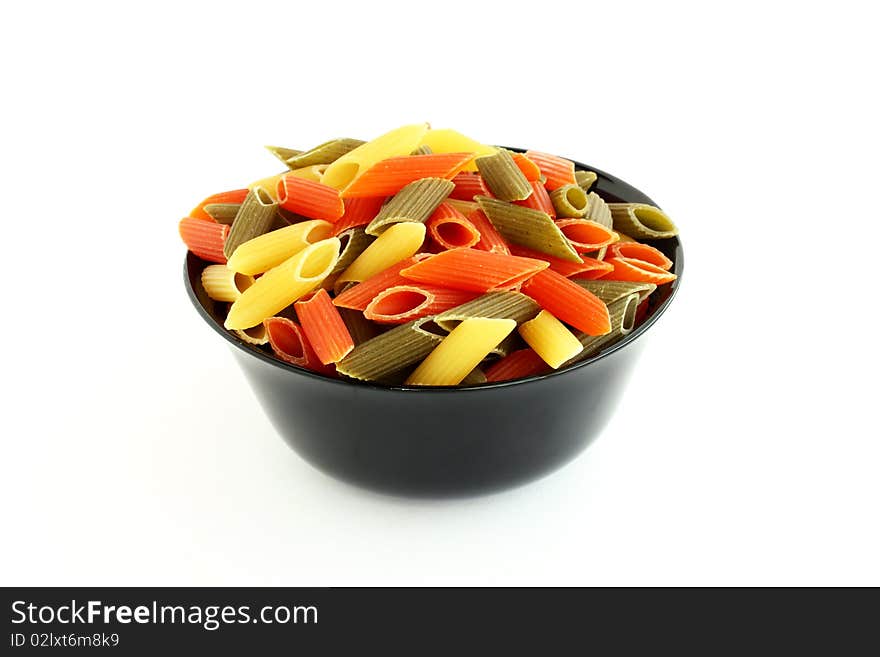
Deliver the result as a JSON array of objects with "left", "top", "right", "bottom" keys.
[
  {"left": 225, "top": 238, "right": 340, "bottom": 330},
  {"left": 405, "top": 318, "right": 516, "bottom": 386},
  {"left": 336, "top": 222, "right": 426, "bottom": 285},
  {"left": 321, "top": 123, "right": 430, "bottom": 190},
  {"left": 200, "top": 264, "right": 255, "bottom": 302},
  {"left": 234, "top": 325, "right": 269, "bottom": 346},
  {"left": 226, "top": 220, "right": 334, "bottom": 275},
  {"left": 518, "top": 310, "right": 584, "bottom": 369},
  {"left": 247, "top": 172, "right": 288, "bottom": 200},
  {"left": 419, "top": 128, "right": 497, "bottom": 171},
  {"left": 285, "top": 164, "right": 328, "bottom": 182}
]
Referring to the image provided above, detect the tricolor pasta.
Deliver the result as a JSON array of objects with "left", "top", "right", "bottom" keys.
[{"left": 180, "top": 124, "right": 679, "bottom": 386}]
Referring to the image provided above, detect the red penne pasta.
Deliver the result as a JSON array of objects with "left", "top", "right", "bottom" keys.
[
  {"left": 332, "top": 256, "right": 421, "bottom": 311},
  {"left": 525, "top": 150, "right": 577, "bottom": 190},
  {"left": 400, "top": 248, "right": 548, "bottom": 293},
  {"left": 449, "top": 172, "right": 492, "bottom": 201},
  {"left": 515, "top": 180, "right": 555, "bottom": 216},
  {"left": 607, "top": 242, "right": 673, "bottom": 270},
  {"left": 341, "top": 152, "right": 474, "bottom": 198},
  {"left": 484, "top": 348, "right": 550, "bottom": 382},
  {"left": 427, "top": 203, "right": 481, "bottom": 250},
  {"left": 363, "top": 285, "right": 477, "bottom": 324},
  {"left": 189, "top": 188, "right": 249, "bottom": 221},
  {"left": 179, "top": 216, "right": 229, "bottom": 263},
  {"left": 508, "top": 245, "right": 613, "bottom": 280},
  {"left": 468, "top": 209, "right": 510, "bottom": 255},
  {"left": 277, "top": 175, "right": 345, "bottom": 221},
  {"left": 294, "top": 289, "right": 355, "bottom": 364},
  {"left": 522, "top": 269, "right": 611, "bottom": 336},
  {"left": 510, "top": 152, "right": 542, "bottom": 181},
  {"left": 555, "top": 219, "right": 618, "bottom": 252},
  {"left": 603, "top": 257, "right": 678, "bottom": 284},
  {"left": 264, "top": 316, "right": 335, "bottom": 375},
  {"left": 331, "top": 196, "right": 386, "bottom": 236}
]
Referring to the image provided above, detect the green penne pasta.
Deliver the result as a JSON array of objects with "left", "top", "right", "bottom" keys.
[
  {"left": 336, "top": 317, "right": 444, "bottom": 382},
  {"left": 574, "top": 279, "right": 656, "bottom": 305},
  {"left": 224, "top": 187, "right": 279, "bottom": 258},
  {"left": 586, "top": 192, "right": 612, "bottom": 229},
  {"left": 491, "top": 332, "right": 524, "bottom": 358},
  {"left": 277, "top": 138, "right": 366, "bottom": 170},
  {"left": 338, "top": 307, "right": 381, "bottom": 346},
  {"left": 475, "top": 149, "right": 532, "bottom": 201},
  {"left": 412, "top": 144, "right": 433, "bottom": 155},
  {"left": 475, "top": 196, "right": 582, "bottom": 263},
  {"left": 608, "top": 203, "right": 678, "bottom": 239},
  {"left": 265, "top": 145, "right": 303, "bottom": 165},
  {"left": 575, "top": 169, "right": 598, "bottom": 191},
  {"left": 563, "top": 293, "right": 640, "bottom": 366},
  {"left": 365, "top": 177, "right": 454, "bottom": 236},
  {"left": 434, "top": 291, "right": 541, "bottom": 332},
  {"left": 550, "top": 184, "right": 589, "bottom": 218},
  {"left": 461, "top": 368, "right": 487, "bottom": 386},
  {"left": 203, "top": 203, "right": 241, "bottom": 225},
  {"left": 322, "top": 227, "right": 374, "bottom": 289}
]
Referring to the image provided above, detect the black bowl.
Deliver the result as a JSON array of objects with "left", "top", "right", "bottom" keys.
[{"left": 184, "top": 155, "right": 683, "bottom": 497}]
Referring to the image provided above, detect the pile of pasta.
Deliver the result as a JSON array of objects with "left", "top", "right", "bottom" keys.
[{"left": 180, "top": 124, "right": 678, "bottom": 386}]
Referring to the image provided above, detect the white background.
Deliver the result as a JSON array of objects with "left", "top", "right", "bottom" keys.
[{"left": 1, "top": 1, "right": 878, "bottom": 586}]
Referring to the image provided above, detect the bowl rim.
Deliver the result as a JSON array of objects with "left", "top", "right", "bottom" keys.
[{"left": 184, "top": 153, "right": 683, "bottom": 393}]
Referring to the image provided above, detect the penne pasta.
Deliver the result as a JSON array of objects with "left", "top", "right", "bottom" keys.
[
  {"left": 233, "top": 324, "right": 269, "bottom": 346},
  {"left": 449, "top": 171, "right": 492, "bottom": 201},
  {"left": 586, "top": 192, "right": 613, "bottom": 229},
  {"left": 331, "top": 196, "right": 386, "bottom": 236},
  {"left": 264, "top": 145, "right": 302, "bottom": 164},
  {"left": 365, "top": 177, "right": 454, "bottom": 236},
  {"left": 575, "top": 169, "right": 598, "bottom": 191},
  {"left": 179, "top": 217, "right": 229, "bottom": 263},
  {"left": 508, "top": 244, "right": 613, "bottom": 279},
  {"left": 338, "top": 307, "right": 380, "bottom": 346},
  {"left": 200, "top": 264, "right": 255, "bottom": 302},
  {"left": 522, "top": 269, "right": 611, "bottom": 336},
  {"left": 203, "top": 203, "right": 241, "bottom": 224},
  {"left": 337, "top": 222, "right": 426, "bottom": 285},
  {"left": 419, "top": 128, "right": 497, "bottom": 171},
  {"left": 475, "top": 149, "right": 533, "bottom": 201},
  {"left": 336, "top": 317, "right": 444, "bottom": 382},
  {"left": 515, "top": 180, "right": 555, "bottom": 217},
  {"left": 400, "top": 248, "right": 548, "bottom": 293},
  {"left": 427, "top": 203, "right": 481, "bottom": 250},
  {"left": 271, "top": 138, "right": 365, "bottom": 169},
  {"left": 342, "top": 152, "right": 473, "bottom": 198},
  {"left": 524, "top": 150, "right": 577, "bottom": 190},
  {"left": 434, "top": 291, "right": 540, "bottom": 332},
  {"left": 264, "top": 316, "right": 335, "bottom": 375},
  {"left": 555, "top": 219, "right": 618, "bottom": 253},
  {"left": 189, "top": 188, "right": 249, "bottom": 221},
  {"left": 604, "top": 257, "right": 677, "bottom": 284},
  {"left": 295, "top": 289, "right": 355, "bottom": 364},
  {"left": 573, "top": 279, "right": 657, "bottom": 305},
  {"left": 405, "top": 318, "right": 516, "bottom": 386},
  {"left": 563, "top": 293, "right": 641, "bottom": 366},
  {"left": 468, "top": 209, "right": 510, "bottom": 255},
  {"left": 322, "top": 227, "right": 374, "bottom": 289},
  {"left": 285, "top": 164, "right": 329, "bottom": 182},
  {"left": 550, "top": 184, "right": 589, "bottom": 218},
  {"left": 332, "top": 256, "right": 420, "bottom": 310},
  {"left": 484, "top": 348, "right": 549, "bottom": 382},
  {"left": 518, "top": 310, "right": 584, "bottom": 369},
  {"left": 364, "top": 285, "right": 478, "bottom": 324},
  {"left": 607, "top": 203, "right": 678, "bottom": 239},
  {"left": 607, "top": 242, "right": 673, "bottom": 270},
  {"left": 509, "top": 152, "right": 542, "bottom": 181},
  {"left": 321, "top": 124, "right": 429, "bottom": 190},
  {"left": 225, "top": 238, "right": 340, "bottom": 330},
  {"left": 446, "top": 198, "right": 480, "bottom": 216},
  {"left": 476, "top": 196, "right": 582, "bottom": 263},
  {"left": 226, "top": 220, "right": 334, "bottom": 275},
  {"left": 277, "top": 175, "right": 344, "bottom": 221},
  {"left": 224, "top": 187, "right": 279, "bottom": 258}
]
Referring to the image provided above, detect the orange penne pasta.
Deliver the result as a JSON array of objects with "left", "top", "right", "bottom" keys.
[
  {"left": 332, "top": 256, "right": 421, "bottom": 311},
  {"left": 484, "top": 348, "right": 550, "bottom": 382},
  {"left": 515, "top": 180, "right": 555, "bottom": 217},
  {"left": 189, "top": 188, "right": 249, "bottom": 221},
  {"left": 604, "top": 257, "right": 678, "bottom": 284},
  {"left": 508, "top": 245, "right": 613, "bottom": 280},
  {"left": 555, "top": 219, "right": 618, "bottom": 252},
  {"left": 510, "top": 152, "right": 542, "bottom": 181},
  {"left": 341, "top": 152, "right": 473, "bottom": 198},
  {"left": 179, "top": 217, "right": 229, "bottom": 263},
  {"left": 363, "top": 285, "right": 478, "bottom": 324},
  {"left": 525, "top": 150, "right": 576, "bottom": 190},
  {"left": 468, "top": 209, "right": 510, "bottom": 255},
  {"left": 294, "top": 289, "right": 354, "bottom": 364},
  {"left": 400, "top": 248, "right": 548, "bottom": 293},
  {"left": 449, "top": 172, "right": 492, "bottom": 201},
  {"left": 607, "top": 242, "right": 673, "bottom": 270},
  {"left": 264, "top": 316, "right": 335, "bottom": 375},
  {"left": 522, "top": 269, "right": 611, "bottom": 336},
  {"left": 331, "top": 196, "right": 386, "bottom": 236},
  {"left": 427, "top": 203, "right": 481, "bottom": 250},
  {"left": 277, "top": 175, "right": 344, "bottom": 221}
]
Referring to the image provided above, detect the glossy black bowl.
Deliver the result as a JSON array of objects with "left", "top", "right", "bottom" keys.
[{"left": 184, "top": 155, "right": 683, "bottom": 497}]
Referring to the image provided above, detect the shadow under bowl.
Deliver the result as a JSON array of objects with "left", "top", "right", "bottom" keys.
[{"left": 184, "top": 155, "right": 684, "bottom": 498}]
